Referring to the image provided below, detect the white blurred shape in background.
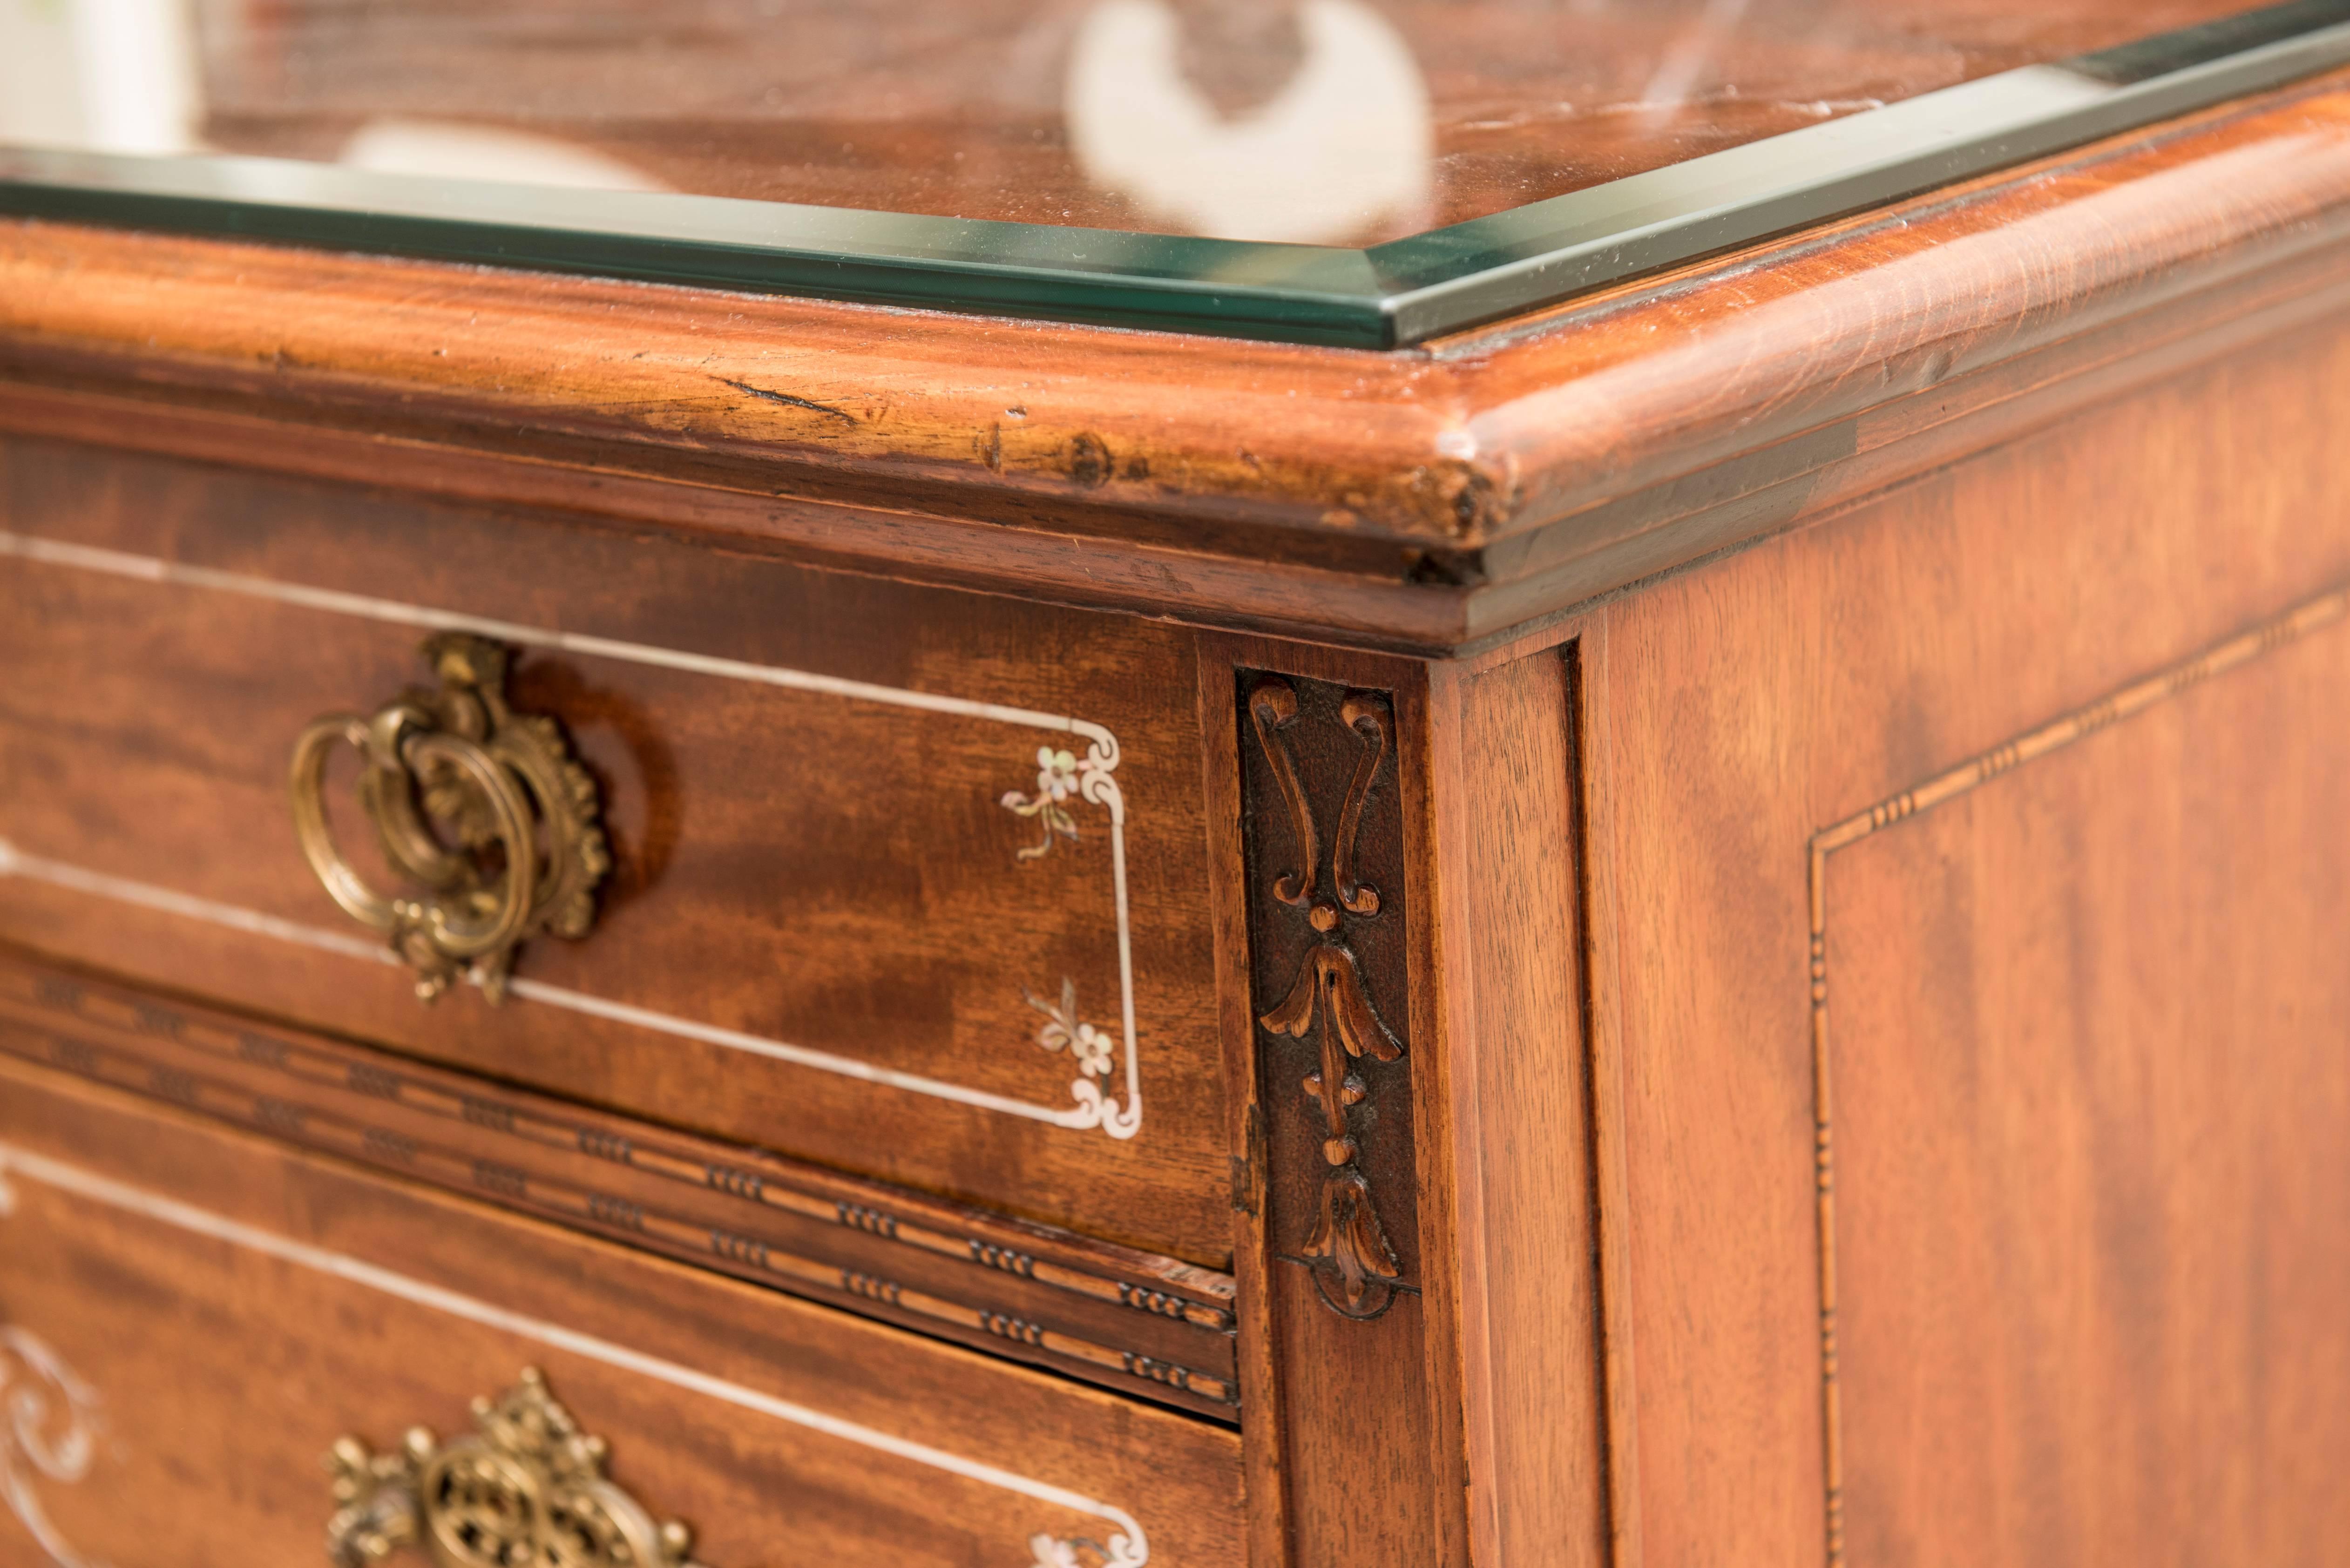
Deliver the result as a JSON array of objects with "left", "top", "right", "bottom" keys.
[
  {"left": 1064, "top": 0, "right": 1431, "bottom": 245},
  {"left": 340, "top": 120, "right": 668, "bottom": 191},
  {"left": 0, "top": 0, "right": 201, "bottom": 152}
]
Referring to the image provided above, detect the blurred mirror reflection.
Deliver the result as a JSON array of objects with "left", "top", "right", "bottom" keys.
[{"left": 0, "top": 0, "right": 2271, "bottom": 244}]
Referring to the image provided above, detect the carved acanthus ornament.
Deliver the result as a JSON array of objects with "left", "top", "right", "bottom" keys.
[
  {"left": 325, "top": 1368, "right": 705, "bottom": 1568},
  {"left": 1246, "top": 678, "right": 1410, "bottom": 1319}
]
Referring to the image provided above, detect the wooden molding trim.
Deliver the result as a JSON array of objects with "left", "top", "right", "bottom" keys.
[
  {"left": 0, "top": 946, "right": 1241, "bottom": 1422},
  {"left": 1802, "top": 581, "right": 2350, "bottom": 1565},
  {"left": 6, "top": 74, "right": 2350, "bottom": 652}
]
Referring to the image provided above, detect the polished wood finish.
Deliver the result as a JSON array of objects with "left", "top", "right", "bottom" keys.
[
  {"left": 1576, "top": 316, "right": 2350, "bottom": 1567},
  {"left": 1424, "top": 645, "right": 1610, "bottom": 1568},
  {"left": 8, "top": 71, "right": 2350, "bottom": 651},
  {"left": 0, "top": 945, "right": 1239, "bottom": 1419},
  {"left": 1205, "top": 637, "right": 1473, "bottom": 1568},
  {"left": 0, "top": 1057, "right": 1245, "bottom": 1568},
  {"left": 6, "top": 46, "right": 2350, "bottom": 1568},
  {"left": 0, "top": 439, "right": 1228, "bottom": 1265}
]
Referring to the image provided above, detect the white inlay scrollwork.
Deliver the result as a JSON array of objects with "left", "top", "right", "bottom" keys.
[
  {"left": 0, "top": 1145, "right": 1154, "bottom": 1568},
  {"left": 0, "top": 1325, "right": 109, "bottom": 1568},
  {"left": 0, "top": 530, "right": 1150, "bottom": 1143},
  {"left": 1000, "top": 732, "right": 1142, "bottom": 1139},
  {"left": 1030, "top": 1530, "right": 1148, "bottom": 1568}
]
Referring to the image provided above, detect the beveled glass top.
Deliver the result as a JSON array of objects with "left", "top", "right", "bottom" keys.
[{"left": 2, "top": 0, "right": 2346, "bottom": 345}]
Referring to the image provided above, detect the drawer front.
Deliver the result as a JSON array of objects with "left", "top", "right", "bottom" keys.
[
  {"left": 0, "top": 945, "right": 1239, "bottom": 1420},
  {"left": 0, "top": 436, "right": 1228, "bottom": 1265},
  {"left": 0, "top": 1053, "right": 1243, "bottom": 1568}
]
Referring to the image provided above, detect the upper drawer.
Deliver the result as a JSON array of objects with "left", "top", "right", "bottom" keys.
[
  {"left": 0, "top": 1051, "right": 1243, "bottom": 1568},
  {"left": 0, "top": 435, "right": 1230, "bottom": 1266}
]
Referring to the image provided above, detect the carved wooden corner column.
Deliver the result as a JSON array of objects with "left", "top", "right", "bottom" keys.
[
  {"left": 1226, "top": 664, "right": 1464, "bottom": 1568},
  {"left": 1244, "top": 677, "right": 1415, "bottom": 1321}
]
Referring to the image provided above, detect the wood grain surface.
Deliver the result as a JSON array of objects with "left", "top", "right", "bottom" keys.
[
  {"left": 1821, "top": 631, "right": 2350, "bottom": 1568},
  {"left": 0, "top": 439, "right": 1231, "bottom": 1268},
  {"left": 1423, "top": 645, "right": 1610, "bottom": 1568},
  {"left": 1577, "top": 299, "right": 2350, "bottom": 1566},
  {"left": 5, "top": 70, "right": 2350, "bottom": 650},
  {"left": 1199, "top": 634, "right": 1478, "bottom": 1568},
  {"left": 0, "top": 943, "right": 1240, "bottom": 1420},
  {"left": 0, "top": 1055, "right": 1246, "bottom": 1568}
]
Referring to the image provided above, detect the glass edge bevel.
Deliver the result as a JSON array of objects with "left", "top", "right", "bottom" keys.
[
  {"left": 0, "top": 0, "right": 2343, "bottom": 350},
  {"left": 1374, "top": 0, "right": 2350, "bottom": 343}
]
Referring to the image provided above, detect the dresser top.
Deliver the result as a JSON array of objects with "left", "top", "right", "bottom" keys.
[
  {"left": 1, "top": 0, "right": 2344, "bottom": 344},
  {"left": 6, "top": 33, "right": 2350, "bottom": 651}
]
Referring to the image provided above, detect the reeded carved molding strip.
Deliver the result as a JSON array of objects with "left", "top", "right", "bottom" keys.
[
  {"left": 0, "top": 972, "right": 1238, "bottom": 1414},
  {"left": 0, "top": 1142, "right": 1152, "bottom": 1568},
  {"left": 0, "top": 529, "right": 1143, "bottom": 1140},
  {"left": 1803, "top": 582, "right": 2350, "bottom": 1568},
  {"left": 1245, "top": 677, "right": 1413, "bottom": 1320}
]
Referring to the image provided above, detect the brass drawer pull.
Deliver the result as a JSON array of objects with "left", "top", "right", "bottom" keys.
[
  {"left": 325, "top": 1367, "right": 702, "bottom": 1568},
  {"left": 289, "top": 635, "right": 609, "bottom": 1003}
]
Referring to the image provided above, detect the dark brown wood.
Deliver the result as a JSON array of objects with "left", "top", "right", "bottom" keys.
[
  {"left": 0, "top": 1054, "right": 1246, "bottom": 1568},
  {"left": 1239, "top": 672, "right": 1415, "bottom": 1325},
  {"left": 0, "top": 943, "right": 1239, "bottom": 1419},
  {"left": 0, "top": 439, "right": 1230, "bottom": 1267},
  {"left": 9, "top": 71, "right": 2350, "bottom": 651}
]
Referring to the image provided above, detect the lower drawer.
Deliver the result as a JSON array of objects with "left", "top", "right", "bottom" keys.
[{"left": 0, "top": 1057, "right": 1242, "bottom": 1568}]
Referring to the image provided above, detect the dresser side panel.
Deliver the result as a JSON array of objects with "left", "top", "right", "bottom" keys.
[{"left": 1589, "top": 307, "right": 2350, "bottom": 1566}]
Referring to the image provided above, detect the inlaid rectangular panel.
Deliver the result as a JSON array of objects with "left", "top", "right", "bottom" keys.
[
  {"left": 0, "top": 435, "right": 1228, "bottom": 1265},
  {"left": 1810, "top": 595, "right": 2350, "bottom": 1567},
  {"left": 0, "top": 1054, "right": 1244, "bottom": 1568},
  {"left": 1577, "top": 312, "right": 2350, "bottom": 1568}
]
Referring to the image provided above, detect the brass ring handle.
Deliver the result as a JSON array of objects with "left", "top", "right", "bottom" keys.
[
  {"left": 288, "top": 635, "right": 610, "bottom": 1003},
  {"left": 291, "top": 715, "right": 539, "bottom": 962}
]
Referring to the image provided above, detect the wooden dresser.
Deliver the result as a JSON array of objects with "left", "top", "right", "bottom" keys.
[{"left": 2, "top": 3, "right": 2348, "bottom": 1565}]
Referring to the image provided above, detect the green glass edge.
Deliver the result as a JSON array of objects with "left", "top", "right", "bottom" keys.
[{"left": 0, "top": 0, "right": 2345, "bottom": 350}]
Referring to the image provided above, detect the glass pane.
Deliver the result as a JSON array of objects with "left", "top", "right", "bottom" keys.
[{"left": 1, "top": 0, "right": 2344, "bottom": 342}]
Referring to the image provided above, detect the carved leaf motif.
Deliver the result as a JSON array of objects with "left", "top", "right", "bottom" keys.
[
  {"left": 1300, "top": 1169, "right": 1402, "bottom": 1318},
  {"left": 1240, "top": 672, "right": 1409, "bottom": 1320},
  {"left": 1255, "top": 946, "right": 1402, "bottom": 1064}
]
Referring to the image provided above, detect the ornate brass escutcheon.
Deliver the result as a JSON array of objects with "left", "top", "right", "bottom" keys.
[
  {"left": 289, "top": 634, "right": 610, "bottom": 1003},
  {"left": 325, "top": 1367, "right": 704, "bottom": 1568}
]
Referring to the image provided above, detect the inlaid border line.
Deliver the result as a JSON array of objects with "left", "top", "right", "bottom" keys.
[
  {"left": 0, "top": 840, "right": 1117, "bottom": 1129},
  {"left": 0, "top": 1140, "right": 1151, "bottom": 1565},
  {"left": 0, "top": 529, "right": 1142, "bottom": 1139},
  {"left": 1804, "top": 581, "right": 2350, "bottom": 1568}
]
